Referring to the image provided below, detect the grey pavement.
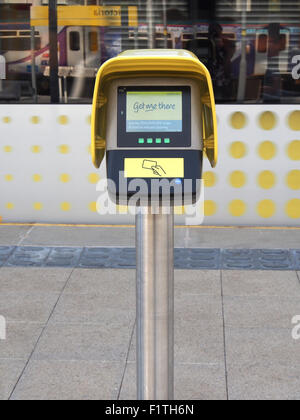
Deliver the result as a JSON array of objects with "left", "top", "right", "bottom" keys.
[
  {"left": 1, "top": 225, "right": 300, "bottom": 271},
  {"left": 0, "top": 225, "right": 300, "bottom": 400},
  {"left": 1, "top": 224, "right": 300, "bottom": 249}
]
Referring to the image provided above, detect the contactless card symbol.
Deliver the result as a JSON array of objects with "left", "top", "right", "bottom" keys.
[
  {"left": 124, "top": 158, "right": 184, "bottom": 179},
  {"left": 142, "top": 159, "right": 166, "bottom": 177}
]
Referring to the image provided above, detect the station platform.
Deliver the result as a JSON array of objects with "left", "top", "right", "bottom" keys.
[{"left": 0, "top": 224, "right": 300, "bottom": 400}]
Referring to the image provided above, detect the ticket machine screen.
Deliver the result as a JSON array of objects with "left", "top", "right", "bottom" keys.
[
  {"left": 126, "top": 91, "right": 183, "bottom": 133},
  {"left": 117, "top": 86, "right": 191, "bottom": 148}
]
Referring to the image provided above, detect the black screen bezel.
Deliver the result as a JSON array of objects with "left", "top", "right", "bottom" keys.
[{"left": 117, "top": 86, "right": 191, "bottom": 148}]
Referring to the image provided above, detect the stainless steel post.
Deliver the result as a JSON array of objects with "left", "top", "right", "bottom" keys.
[
  {"left": 136, "top": 206, "right": 174, "bottom": 400},
  {"left": 237, "top": 0, "right": 248, "bottom": 102},
  {"left": 146, "top": 0, "right": 155, "bottom": 49},
  {"left": 30, "top": 26, "right": 38, "bottom": 103}
]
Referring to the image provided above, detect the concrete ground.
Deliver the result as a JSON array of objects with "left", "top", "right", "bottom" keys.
[
  {"left": 1, "top": 223, "right": 300, "bottom": 249},
  {"left": 0, "top": 225, "right": 300, "bottom": 400}
]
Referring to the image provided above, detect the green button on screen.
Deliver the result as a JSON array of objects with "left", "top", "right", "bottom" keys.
[
  {"left": 147, "top": 138, "right": 153, "bottom": 144},
  {"left": 156, "top": 138, "right": 162, "bottom": 144},
  {"left": 138, "top": 138, "right": 144, "bottom": 144},
  {"left": 164, "top": 138, "right": 171, "bottom": 144}
]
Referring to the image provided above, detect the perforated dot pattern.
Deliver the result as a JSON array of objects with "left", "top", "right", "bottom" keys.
[{"left": 0, "top": 105, "right": 300, "bottom": 226}]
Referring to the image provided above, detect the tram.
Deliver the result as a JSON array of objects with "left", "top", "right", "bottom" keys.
[
  {"left": 1, "top": 0, "right": 300, "bottom": 226},
  {"left": 0, "top": 0, "right": 299, "bottom": 103}
]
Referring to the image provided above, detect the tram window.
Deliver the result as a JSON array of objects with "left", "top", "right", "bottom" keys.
[
  {"left": 0, "top": 0, "right": 299, "bottom": 105},
  {"left": 257, "top": 34, "right": 268, "bottom": 53},
  {"left": 279, "top": 34, "right": 287, "bottom": 51},
  {"left": 0, "top": 37, "right": 41, "bottom": 51},
  {"left": 223, "top": 33, "right": 236, "bottom": 40},
  {"left": 182, "top": 34, "right": 194, "bottom": 41},
  {"left": 69, "top": 31, "right": 80, "bottom": 51},
  {"left": 19, "top": 31, "right": 39, "bottom": 36},
  {"left": 89, "top": 32, "right": 98, "bottom": 52},
  {"left": 155, "top": 33, "right": 172, "bottom": 40},
  {"left": 196, "top": 33, "right": 209, "bottom": 39},
  {"left": 0, "top": 31, "right": 17, "bottom": 37},
  {"left": 138, "top": 33, "right": 148, "bottom": 39}
]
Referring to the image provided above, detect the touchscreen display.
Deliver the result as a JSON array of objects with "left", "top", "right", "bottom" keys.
[{"left": 126, "top": 91, "right": 182, "bottom": 133}]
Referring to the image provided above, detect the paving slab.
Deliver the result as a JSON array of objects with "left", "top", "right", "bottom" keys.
[
  {"left": 223, "top": 295, "right": 300, "bottom": 329},
  {"left": 0, "top": 292, "right": 60, "bottom": 323},
  {"left": 119, "top": 362, "right": 227, "bottom": 400},
  {"left": 10, "top": 360, "right": 125, "bottom": 400},
  {"left": 0, "top": 226, "right": 32, "bottom": 246},
  {"left": 0, "top": 322, "right": 43, "bottom": 360},
  {"left": 32, "top": 322, "right": 134, "bottom": 363},
  {"left": 222, "top": 270, "right": 300, "bottom": 297},
  {"left": 227, "top": 361, "right": 300, "bottom": 400},
  {"left": 175, "top": 320, "right": 224, "bottom": 365},
  {"left": 64, "top": 268, "right": 135, "bottom": 295},
  {"left": 128, "top": 294, "right": 223, "bottom": 363},
  {"left": 0, "top": 267, "right": 72, "bottom": 294},
  {"left": 225, "top": 327, "right": 300, "bottom": 366},
  {"left": 50, "top": 291, "right": 135, "bottom": 325},
  {"left": 179, "top": 227, "right": 300, "bottom": 249},
  {"left": 128, "top": 321, "right": 224, "bottom": 366},
  {"left": 0, "top": 359, "right": 27, "bottom": 400},
  {"left": 12, "top": 225, "right": 300, "bottom": 250},
  {"left": 21, "top": 226, "right": 135, "bottom": 247},
  {"left": 175, "top": 269, "right": 221, "bottom": 296},
  {"left": 65, "top": 269, "right": 220, "bottom": 296},
  {"left": 175, "top": 294, "right": 223, "bottom": 325}
]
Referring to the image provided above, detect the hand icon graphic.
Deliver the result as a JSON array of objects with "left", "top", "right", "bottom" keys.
[
  {"left": 151, "top": 165, "right": 166, "bottom": 177},
  {"left": 142, "top": 160, "right": 166, "bottom": 177}
]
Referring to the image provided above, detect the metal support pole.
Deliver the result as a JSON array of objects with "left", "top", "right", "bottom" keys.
[
  {"left": 31, "top": 26, "right": 38, "bottom": 103},
  {"left": 237, "top": 0, "right": 247, "bottom": 102},
  {"left": 58, "top": 77, "right": 63, "bottom": 103},
  {"left": 49, "top": 0, "right": 59, "bottom": 103},
  {"left": 63, "top": 76, "right": 68, "bottom": 104},
  {"left": 162, "top": 0, "right": 168, "bottom": 49},
  {"left": 146, "top": 0, "right": 154, "bottom": 49},
  {"left": 136, "top": 207, "right": 174, "bottom": 400}
]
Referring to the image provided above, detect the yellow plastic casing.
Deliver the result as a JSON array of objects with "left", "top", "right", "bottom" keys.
[{"left": 91, "top": 49, "right": 218, "bottom": 169}]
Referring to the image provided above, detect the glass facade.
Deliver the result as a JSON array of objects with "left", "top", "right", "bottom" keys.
[{"left": 0, "top": 0, "right": 300, "bottom": 104}]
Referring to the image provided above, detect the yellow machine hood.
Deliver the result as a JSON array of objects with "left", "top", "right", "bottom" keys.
[{"left": 91, "top": 49, "right": 218, "bottom": 169}]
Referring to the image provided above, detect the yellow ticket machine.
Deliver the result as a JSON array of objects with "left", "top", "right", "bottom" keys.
[
  {"left": 91, "top": 49, "right": 217, "bottom": 204},
  {"left": 91, "top": 49, "right": 218, "bottom": 400}
]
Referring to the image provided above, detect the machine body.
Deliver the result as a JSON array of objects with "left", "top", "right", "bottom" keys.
[
  {"left": 91, "top": 49, "right": 218, "bottom": 205},
  {"left": 91, "top": 50, "right": 218, "bottom": 400}
]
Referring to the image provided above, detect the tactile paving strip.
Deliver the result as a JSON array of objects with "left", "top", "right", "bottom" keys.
[
  {"left": 0, "top": 246, "right": 15, "bottom": 267},
  {"left": 222, "top": 249, "right": 295, "bottom": 271},
  {"left": 292, "top": 250, "right": 300, "bottom": 271},
  {"left": 79, "top": 248, "right": 136, "bottom": 269},
  {"left": 175, "top": 249, "right": 220, "bottom": 270},
  {"left": 6, "top": 246, "right": 51, "bottom": 267},
  {"left": 257, "top": 249, "right": 294, "bottom": 271},
  {"left": 45, "top": 247, "right": 83, "bottom": 267},
  {"left": 222, "top": 249, "right": 258, "bottom": 270},
  {"left": 0, "top": 246, "right": 300, "bottom": 270}
]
